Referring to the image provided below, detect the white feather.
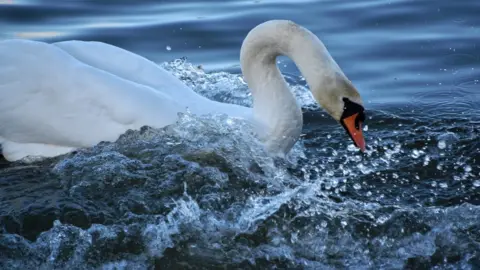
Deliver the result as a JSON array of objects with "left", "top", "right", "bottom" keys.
[{"left": 0, "top": 20, "right": 362, "bottom": 161}]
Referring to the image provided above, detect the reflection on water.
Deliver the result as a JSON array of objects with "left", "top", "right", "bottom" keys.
[{"left": 14, "top": 31, "right": 63, "bottom": 38}]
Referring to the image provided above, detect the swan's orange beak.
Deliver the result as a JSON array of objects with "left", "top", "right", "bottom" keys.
[{"left": 341, "top": 113, "right": 366, "bottom": 152}]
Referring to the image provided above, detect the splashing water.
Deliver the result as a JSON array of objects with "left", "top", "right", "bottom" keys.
[{"left": 0, "top": 59, "right": 479, "bottom": 269}]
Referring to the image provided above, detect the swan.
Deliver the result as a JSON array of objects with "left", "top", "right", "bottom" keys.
[{"left": 0, "top": 20, "right": 366, "bottom": 162}]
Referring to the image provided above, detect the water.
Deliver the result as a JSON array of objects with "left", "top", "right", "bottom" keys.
[{"left": 1, "top": 0, "right": 479, "bottom": 269}]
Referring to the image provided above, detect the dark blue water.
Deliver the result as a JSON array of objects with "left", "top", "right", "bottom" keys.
[{"left": 1, "top": 0, "right": 479, "bottom": 269}]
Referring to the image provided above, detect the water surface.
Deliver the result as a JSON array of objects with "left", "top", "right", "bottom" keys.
[{"left": 0, "top": 0, "right": 479, "bottom": 269}]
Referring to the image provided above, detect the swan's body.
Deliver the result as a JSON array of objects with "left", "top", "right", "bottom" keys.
[{"left": 0, "top": 20, "right": 365, "bottom": 162}]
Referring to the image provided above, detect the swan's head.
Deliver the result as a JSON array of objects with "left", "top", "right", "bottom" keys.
[
  {"left": 239, "top": 19, "right": 366, "bottom": 152},
  {"left": 311, "top": 74, "right": 366, "bottom": 152}
]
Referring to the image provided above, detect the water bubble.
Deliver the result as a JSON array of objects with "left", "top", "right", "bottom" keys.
[
  {"left": 363, "top": 125, "right": 368, "bottom": 131},
  {"left": 331, "top": 178, "right": 339, "bottom": 188},
  {"left": 321, "top": 221, "right": 328, "bottom": 228},
  {"left": 290, "top": 232, "right": 298, "bottom": 243},
  {"left": 411, "top": 150, "right": 421, "bottom": 158},
  {"left": 347, "top": 144, "right": 357, "bottom": 151},
  {"left": 341, "top": 220, "right": 347, "bottom": 227},
  {"left": 437, "top": 132, "right": 459, "bottom": 148},
  {"left": 377, "top": 215, "right": 389, "bottom": 224},
  {"left": 439, "top": 182, "right": 448, "bottom": 188},
  {"left": 356, "top": 163, "right": 372, "bottom": 174},
  {"left": 473, "top": 180, "right": 480, "bottom": 187},
  {"left": 464, "top": 165, "right": 472, "bottom": 172},
  {"left": 437, "top": 140, "right": 446, "bottom": 149},
  {"left": 423, "top": 155, "right": 431, "bottom": 166},
  {"left": 325, "top": 170, "right": 334, "bottom": 177},
  {"left": 166, "top": 45, "right": 172, "bottom": 51},
  {"left": 353, "top": 183, "right": 361, "bottom": 190}
]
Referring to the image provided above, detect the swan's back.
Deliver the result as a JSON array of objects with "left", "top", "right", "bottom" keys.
[
  {"left": 0, "top": 39, "right": 253, "bottom": 161},
  {"left": 0, "top": 39, "right": 183, "bottom": 160},
  {"left": 54, "top": 40, "right": 251, "bottom": 118},
  {"left": 53, "top": 41, "right": 191, "bottom": 99}
]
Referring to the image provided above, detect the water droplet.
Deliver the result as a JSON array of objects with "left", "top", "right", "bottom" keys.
[
  {"left": 465, "top": 165, "right": 472, "bottom": 172},
  {"left": 411, "top": 150, "right": 421, "bottom": 158},
  {"left": 363, "top": 125, "right": 368, "bottom": 131},
  {"left": 347, "top": 144, "right": 357, "bottom": 151},
  {"left": 166, "top": 45, "right": 172, "bottom": 51},
  {"left": 437, "top": 132, "right": 459, "bottom": 148},
  {"left": 357, "top": 164, "right": 372, "bottom": 174},
  {"left": 341, "top": 220, "right": 347, "bottom": 227},
  {"left": 377, "top": 215, "right": 389, "bottom": 224},
  {"left": 437, "top": 140, "right": 446, "bottom": 149},
  {"left": 327, "top": 134, "right": 331, "bottom": 139},
  {"left": 331, "top": 179, "right": 339, "bottom": 188},
  {"left": 353, "top": 183, "right": 361, "bottom": 190},
  {"left": 473, "top": 180, "right": 480, "bottom": 187},
  {"left": 423, "top": 155, "right": 431, "bottom": 166}
]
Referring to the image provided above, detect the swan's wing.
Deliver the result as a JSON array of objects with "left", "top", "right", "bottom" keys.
[
  {"left": 53, "top": 40, "right": 252, "bottom": 118},
  {"left": 53, "top": 40, "right": 190, "bottom": 99},
  {"left": 0, "top": 39, "right": 181, "bottom": 148}
]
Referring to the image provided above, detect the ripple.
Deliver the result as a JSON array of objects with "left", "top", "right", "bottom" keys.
[{"left": 1, "top": 0, "right": 480, "bottom": 268}]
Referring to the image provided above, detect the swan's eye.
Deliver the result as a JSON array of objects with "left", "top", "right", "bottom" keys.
[{"left": 340, "top": 97, "right": 364, "bottom": 128}]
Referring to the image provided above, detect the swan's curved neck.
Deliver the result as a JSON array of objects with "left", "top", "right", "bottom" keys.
[{"left": 240, "top": 20, "right": 342, "bottom": 154}]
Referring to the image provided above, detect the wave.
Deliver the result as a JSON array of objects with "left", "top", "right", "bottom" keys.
[{"left": 0, "top": 59, "right": 479, "bottom": 269}]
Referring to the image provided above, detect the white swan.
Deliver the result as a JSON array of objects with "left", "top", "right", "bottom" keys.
[{"left": 0, "top": 20, "right": 366, "bottom": 162}]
